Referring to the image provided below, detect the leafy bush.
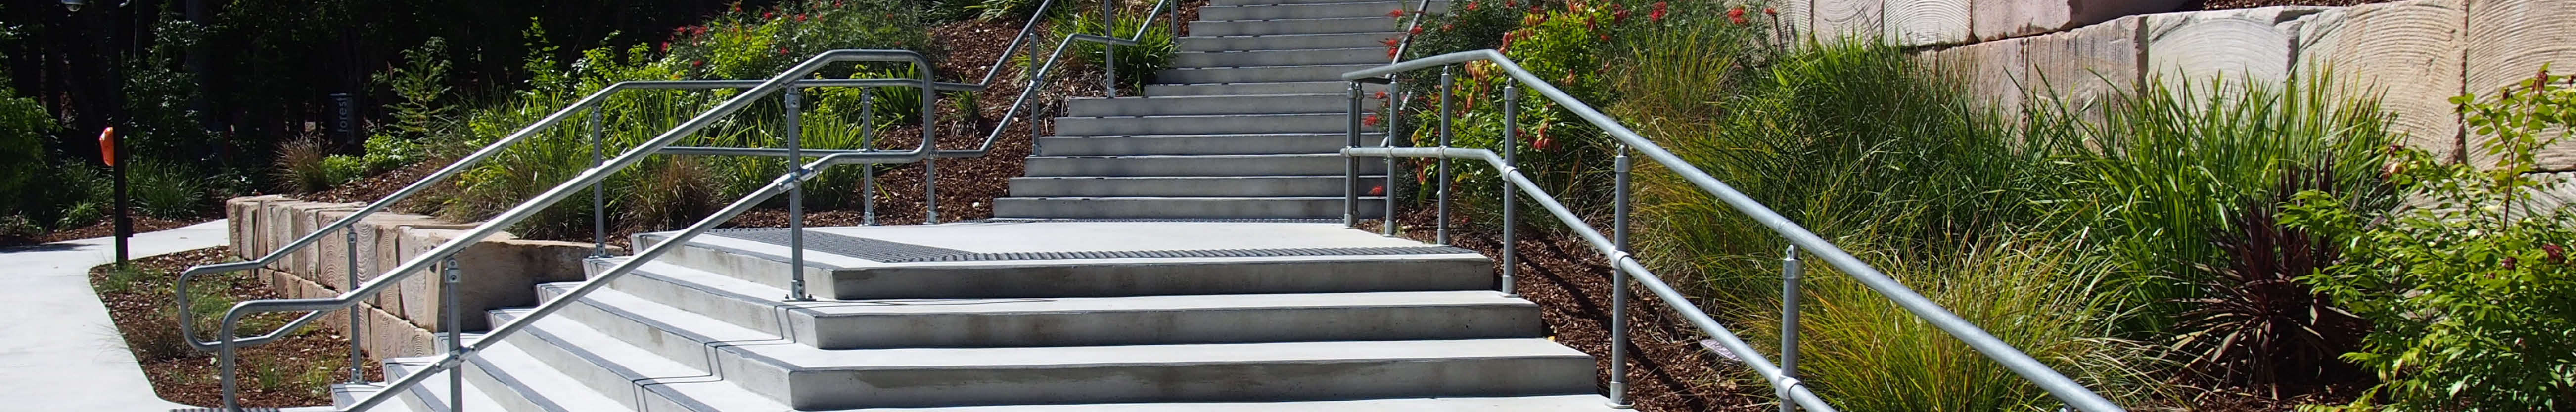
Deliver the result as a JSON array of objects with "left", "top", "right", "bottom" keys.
[
  {"left": 2286, "top": 68, "right": 2576, "bottom": 412},
  {"left": 274, "top": 137, "right": 361, "bottom": 193},
  {"left": 1046, "top": 9, "right": 1177, "bottom": 91},
  {"left": 129, "top": 159, "right": 215, "bottom": 218},
  {"left": 373, "top": 37, "right": 453, "bottom": 143},
  {"left": 0, "top": 83, "right": 49, "bottom": 214}
]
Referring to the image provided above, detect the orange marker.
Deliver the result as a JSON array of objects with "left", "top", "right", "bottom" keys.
[{"left": 97, "top": 127, "right": 117, "bottom": 166}]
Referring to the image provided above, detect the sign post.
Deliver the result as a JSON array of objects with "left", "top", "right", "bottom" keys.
[{"left": 98, "top": 127, "right": 126, "bottom": 266}]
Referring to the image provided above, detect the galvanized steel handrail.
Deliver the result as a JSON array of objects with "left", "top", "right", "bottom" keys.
[
  {"left": 192, "top": 49, "right": 947, "bottom": 412},
  {"left": 1338, "top": 49, "right": 2128, "bottom": 412}
]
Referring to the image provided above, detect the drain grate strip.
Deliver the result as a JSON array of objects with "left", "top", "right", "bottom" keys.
[{"left": 701, "top": 228, "right": 1474, "bottom": 263}]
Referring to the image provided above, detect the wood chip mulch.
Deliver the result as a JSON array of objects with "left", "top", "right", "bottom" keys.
[
  {"left": 1365, "top": 208, "right": 1771, "bottom": 412},
  {"left": 89, "top": 246, "right": 385, "bottom": 408}
]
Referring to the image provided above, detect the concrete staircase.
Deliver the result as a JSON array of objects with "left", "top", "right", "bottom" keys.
[
  {"left": 996, "top": 0, "right": 1444, "bottom": 219},
  {"left": 339, "top": 221, "right": 1620, "bottom": 412}
]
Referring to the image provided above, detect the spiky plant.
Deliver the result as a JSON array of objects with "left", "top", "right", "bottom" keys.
[{"left": 2167, "top": 163, "right": 2372, "bottom": 393}]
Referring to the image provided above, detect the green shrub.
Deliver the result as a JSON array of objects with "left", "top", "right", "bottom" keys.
[
  {"left": 129, "top": 159, "right": 214, "bottom": 218},
  {"left": 2286, "top": 68, "right": 2576, "bottom": 412},
  {"left": 373, "top": 37, "right": 452, "bottom": 143},
  {"left": 0, "top": 84, "right": 49, "bottom": 213},
  {"left": 1045, "top": 10, "right": 1176, "bottom": 91},
  {"left": 274, "top": 137, "right": 360, "bottom": 193}
]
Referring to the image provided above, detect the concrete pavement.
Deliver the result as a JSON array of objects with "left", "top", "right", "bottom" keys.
[{"left": 0, "top": 220, "right": 229, "bottom": 411}]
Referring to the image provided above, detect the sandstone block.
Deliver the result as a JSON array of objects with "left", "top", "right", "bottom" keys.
[
  {"left": 2144, "top": 6, "right": 2331, "bottom": 98},
  {"left": 2464, "top": 0, "right": 2576, "bottom": 170},
  {"left": 2023, "top": 15, "right": 2141, "bottom": 123},
  {"left": 1969, "top": 0, "right": 2186, "bottom": 41},
  {"left": 1884, "top": 0, "right": 1970, "bottom": 46},
  {"left": 2293, "top": 0, "right": 2467, "bottom": 162},
  {"left": 1921, "top": 38, "right": 2031, "bottom": 123},
  {"left": 1814, "top": 0, "right": 1882, "bottom": 42}
]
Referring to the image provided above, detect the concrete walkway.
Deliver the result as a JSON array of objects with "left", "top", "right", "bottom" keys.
[{"left": 0, "top": 220, "right": 229, "bottom": 411}]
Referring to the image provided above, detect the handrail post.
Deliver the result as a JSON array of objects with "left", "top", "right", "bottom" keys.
[
  {"left": 1102, "top": 0, "right": 1117, "bottom": 98},
  {"left": 1780, "top": 246, "right": 1804, "bottom": 412},
  {"left": 1609, "top": 144, "right": 1632, "bottom": 408},
  {"left": 345, "top": 225, "right": 365, "bottom": 384},
  {"left": 920, "top": 73, "right": 942, "bottom": 225},
  {"left": 1382, "top": 77, "right": 1400, "bottom": 237},
  {"left": 1499, "top": 82, "right": 1518, "bottom": 297},
  {"left": 1435, "top": 66, "right": 1452, "bottom": 245},
  {"left": 860, "top": 88, "right": 877, "bottom": 226},
  {"left": 442, "top": 256, "right": 462, "bottom": 412},
  {"left": 587, "top": 106, "right": 607, "bottom": 257},
  {"left": 1344, "top": 81, "right": 1363, "bottom": 228},
  {"left": 785, "top": 88, "right": 814, "bottom": 301}
]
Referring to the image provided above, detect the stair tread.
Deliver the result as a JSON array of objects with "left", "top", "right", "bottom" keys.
[
  {"left": 1011, "top": 175, "right": 1380, "bottom": 179},
  {"left": 380, "top": 357, "right": 516, "bottom": 412},
  {"left": 1005, "top": 196, "right": 1390, "bottom": 200},
  {"left": 1055, "top": 112, "right": 1348, "bottom": 119},
  {"left": 472, "top": 338, "right": 638, "bottom": 412},
  {"left": 494, "top": 308, "right": 797, "bottom": 412},
  {"left": 568, "top": 283, "right": 1582, "bottom": 370},
  {"left": 818, "top": 395, "right": 1623, "bottom": 411},
  {"left": 1030, "top": 153, "right": 1351, "bottom": 159},
  {"left": 615, "top": 259, "right": 1525, "bottom": 318}
]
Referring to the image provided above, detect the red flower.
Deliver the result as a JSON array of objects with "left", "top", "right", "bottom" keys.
[
  {"left": 1613, "top": 9, "right": 1629, "bottom": 22},
  {"left": 1388, "top": 48, "right": 1400, "bottom": 58},
  {"left": 659, "top": 41, "right": 671, "bottom": 52},
  {"left": 1389, "top": 9, "right": 1405, "bottom": 17},
  {"left": 1648, "top": 8, "right": 1665, "bottom": 21},
  {"left": 779, "top": 47, "right": 791, "bottom": 55},
  {"left": 1442, "top": 23, "right": 1454, "bottom": 30},
  {"left": 1598, "top": 34, "right": 1609, "bottom": 41},
  {"left": 1466, "top": 1, "right": 1478, "bottom": 11},
  {"left": 1728, "top": 7, "right": 1746, "bottom": 19},
  {"left": 795, "top": 14, "right": 808, "bottom": 22},
  {"left": 1374, "top": 91, "right": 1389, "bottom": 100},
  {"left": 1764, "top": 7, "right": 1777, "bottom": 15},
  {"left": 1383, "top": 37, "right": 1402, "bottom": 47},
  {"left": 1363, "top": 113, "right": 1382, "bottom": 127},
  {"left": 1504, "top": 0, "right": 1515, "bottom": 8},
  {"left": 730, "top": 2, "right": 741, "bottom": 12},
  {"left": 2504, "top": 256, "right": 2518, "bottom": 270},
  {"left": 763, "top": 11, "right": 775, "bottom": 19},
  {"left": 1410, "top": 26, "right": 1424, "bottom": 34},
  {"left": 693, "top": 60, "right": 706, "bottom": 67},
  {"left": 1369, "top": 185, "right": 1386, "bottom": 196},
  {"left": 2547, "top": 244, "right": 2567, "bottom": 264}
]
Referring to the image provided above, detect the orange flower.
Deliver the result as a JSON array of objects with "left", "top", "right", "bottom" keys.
[
  {"left": 1363, "top": 113, "right": 1382, "bottom": 127},
  {"left": 1389, "top": 9, "right": 1405, "bottom": 17},
  {"left": 1370, "top": 185, "right": 1386, "bottom": 196}
]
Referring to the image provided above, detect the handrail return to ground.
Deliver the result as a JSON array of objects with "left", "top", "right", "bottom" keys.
[
  {"left": 176, "top": 0, "right": 1181, "bottom": 410},
  {"left": 1337, "top": 50, "right": 2130, "bottom": 412}
]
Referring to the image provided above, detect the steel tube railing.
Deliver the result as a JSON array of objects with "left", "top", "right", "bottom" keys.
[
  {"left": 1340, "top": 50, "right": 2128, "bottom": 412},
  {"left": 208, "top": 50, "right": 942, "bottom": 412}
]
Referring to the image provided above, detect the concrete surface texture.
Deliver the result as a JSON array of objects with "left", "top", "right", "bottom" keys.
[{"left": 0, "top": 220, "right": 228, "bottom": 411}]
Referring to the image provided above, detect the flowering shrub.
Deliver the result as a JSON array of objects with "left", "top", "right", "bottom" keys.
[{"left": 2286, "top": 68, "right": 2576, "bottom": 412}]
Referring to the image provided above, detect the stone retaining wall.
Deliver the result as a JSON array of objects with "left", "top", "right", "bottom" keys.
[
  {"left": 223, "top": 195, "right": 618, "bottom": 359},
  {"left": 1787, "top": 0, "right": 2574, "bottom": 170}
]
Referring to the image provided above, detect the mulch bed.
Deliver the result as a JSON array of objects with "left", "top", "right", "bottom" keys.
[{"left": 90, "top": 246, "right": 384, "bottom": 407}]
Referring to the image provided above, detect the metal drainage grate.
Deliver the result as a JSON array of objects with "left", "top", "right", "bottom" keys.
[{"left": 703, "top": 228, "right": 1476, "bottom": 263}]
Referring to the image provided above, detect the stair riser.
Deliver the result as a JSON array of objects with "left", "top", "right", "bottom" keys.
[
  {"left": 1159, "top": 65, "right": 1380, "bottom": 84},
  {"left": 1199, "top": 2, "right": 1425, "bottom": 20},
  {"left": 1209, "top": 0, "right": 1436, "bottom": 5},
  {"left": 1179, "top": 34, "right": 1393, "bottom": 51},
  {"left": 456, "top": 355, "right": 564, "bottom": 412},
  {"left": 1065, "top": 94, "right": 1371, "bottom": 117},
  {"left": 640, "top": 240, "right": 1484, "bottom": 299},
  {"left": 994, "top": 197, "right": 1388, "bottom": 219},
  {"left": 1174, "top": 48, "right": 1387, "bottom": 68},
  {"left": 1148, "top": 81, "right": 1387, "bottom": 96},
  {"left": 1008, "top": 177, "right": 1360, "bottom": 197},
  {"left": 1193, "top": 17, "right": 1399, "bottom": 36},
  {"left": 1056, "top": 115, "right": 1360, "bottom": 136},
  {"left": 780, "top": 355, "right": 1600, "bottom": 409},
  {"left": 1035, "top": 135, "right": 1375, "bottom": 156},
  {"left": 520, "top": 292, "right": 722, "bottom": 374},
  {"left": 807, "top": 304, "right": 1544, "bottom": 349},
  {"left": 1023, "top": 156, "right": 1383, "bottom": 176}
]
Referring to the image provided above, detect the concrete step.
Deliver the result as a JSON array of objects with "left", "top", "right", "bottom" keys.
[
  {"left": 1193, "top": 17, "right": 1401, "bottom": 36},
  {"left": 1174, "top": 48, "right": 1388, "bottom": 68},
  {"left": 1036, "top": 133, "right": 1378, "bottom": 156},
  {"left": 513, "top": 288, "right": 1595, "bottom": 410},
  {"left": 629, "top": 222, "right": 1489, "bottom": 300},
  {"left": 1159, "top": 64, "right": 1384, "bottom": 84},
  {"left": 994, "top": 196, "right": 1388, "bottom": 219},
  {"left": 1148, "top": 81, "right": 1387, "bottom": 96},
  {"left": 490, "top": 303, "right": 1619, "bottom": 412},
  {"left": 1180, "top": 33, "right": 1398, "bottom": 52},
  {"left": 573, "top": 263, "right": 1543, "bottom": 349},
  {"left": 456, "top": 338, "right": 636, "bottom": 412},
  {"left": 1024, "top": 154, "right": 1382, "bottom": 177},
  {"left": 1009, "top": 175, "right": 1370, "bottom": 197},
  {"left": 377, "top": 354, "right": 520, "bottom": 412},
  {"left": 1198, "top": 1, "right": 1430, "bottom": 20},
  {"left": 330, "top": 383, "right": 422, "bottom": 412},
  {"left": 1055, "top": 113, "right": 1366, "bottom": 137},
  {"left": 1066, "top": 94, "right": 1374, "bottom": 117}
]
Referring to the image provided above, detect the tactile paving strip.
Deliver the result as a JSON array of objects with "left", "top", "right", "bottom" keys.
[{"left": 700, "top": 228, "right": 1475, "bottom": 263}]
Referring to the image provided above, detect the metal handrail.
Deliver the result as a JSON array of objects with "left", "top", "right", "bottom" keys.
[
  {"left": 171, "top": 77, "right": 976, "bottom": 353},
  {"left": 190, "top": 49, "right": 947, "bottom": 412},
  {"left": 1338, "top": 50, "right": 2128, "bottom": 412}
]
